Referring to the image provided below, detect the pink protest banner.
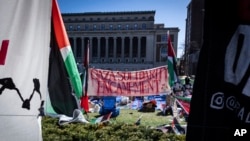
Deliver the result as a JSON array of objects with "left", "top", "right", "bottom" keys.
[{"left": 88, "top": 66, "right": 171, "bottom": 96}]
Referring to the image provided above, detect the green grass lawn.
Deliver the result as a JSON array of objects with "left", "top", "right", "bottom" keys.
[
  {"left": 42, "top": 108, "right": 187, "bottom": 140},
  {"left": 87, "top": 109, "right": 186, "bottom": 128}
]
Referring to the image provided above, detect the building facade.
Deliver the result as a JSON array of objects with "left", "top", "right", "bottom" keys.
[
  {"left": 184, "top": 0, "right": 205, "bottom": 75},
  {"left": 62, "top": 11, "right": 179, "bottom": 71}
]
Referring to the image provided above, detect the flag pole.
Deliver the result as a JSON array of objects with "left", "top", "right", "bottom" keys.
[{"left": 81, "top": 40, "right": 90, "bottom": 113}]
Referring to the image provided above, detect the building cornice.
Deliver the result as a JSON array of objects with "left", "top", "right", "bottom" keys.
[{"left": 62, "top": 10, "right": 156, "bottom": 16}]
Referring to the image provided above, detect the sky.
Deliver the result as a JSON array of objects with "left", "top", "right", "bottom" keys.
[{"left": 58, "top": 0, "right": 190, "bottom": 58}]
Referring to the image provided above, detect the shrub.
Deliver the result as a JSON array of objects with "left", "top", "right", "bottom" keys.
[{"left": 42, "top": 116, "right": 186, "bottom": 141}]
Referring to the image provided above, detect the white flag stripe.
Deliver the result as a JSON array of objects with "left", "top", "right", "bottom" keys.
[{"left": 60, "top": 45, "right": 71, "bottom": 61}]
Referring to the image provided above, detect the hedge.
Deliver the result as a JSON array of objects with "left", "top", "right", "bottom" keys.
[{"left": 42, "top": 116, "right": 186, "bottom": 141}]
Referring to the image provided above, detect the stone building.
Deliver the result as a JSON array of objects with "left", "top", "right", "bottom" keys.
[
  {"left": 62, "top": 11, "right": 179, "bottom": 71},
  {"left": 184, "top": 0, "right": 205, "bottom": 75}
]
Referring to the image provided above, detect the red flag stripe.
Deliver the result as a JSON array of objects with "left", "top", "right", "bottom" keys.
[{"left": 52, "top": 0, "right": 70, "bottom": 49}]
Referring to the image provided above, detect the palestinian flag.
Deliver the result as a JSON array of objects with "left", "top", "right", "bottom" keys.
[
  {"left": 167, "top": 31, "right": 178, "bottom": 87},
  {"left": 91, "top": 112, "right": 112, "bottom": 124},
  {"left": 175, "top": 97, "right": 190, "bottom": 115},
  {"left": 46, "top": 0, "right": 83, "bottom": 117}
]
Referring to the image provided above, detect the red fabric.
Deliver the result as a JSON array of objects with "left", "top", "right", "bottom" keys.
[
  {"left": 177, "top": 99, "right": 190, "bottom": 114},
  {"left": 150, "top": 99, "right": 157, "bottom": 106},
  {"left": 81, "top": 94, "right": 89, "bottom": 112},
  {"left": 167, "top": 32, "right": 176, "bottom": 58},
  {"left": 0, "top": 40, "right": 9, "bottom": 65}
]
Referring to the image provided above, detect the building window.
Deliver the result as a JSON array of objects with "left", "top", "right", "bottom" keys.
[
  {"left": 109, "top": 24, "right": 113, "bottom": 30},
  {"left": 170, "top": 34, "right": 175, "bottom": 42},
  {"left": 101, "top": 24, "right": 105, "bottom": 30},
  {"left": 160, "top": 46, "right": 167, "bottom": 62},
  {"left": 77, "top": 25, "right": 81, "bottom": 31},
  {"left": 142, "top": 23, "right": 146, "bottom": 29},
  {"left": 134, "top": 24, "right": 138, "bottom": 30},
  {"left": 85, "top": 24, "right": 89, "bottom": 31},
  {"left": 117, "top": 24, "right": 121, "bottom": 30},
  {"left": 125, "top": 24, "right": 129, "bottom": 30},
  {"left": 148, "top": 16, "right": 154, "bottom": 20},
  {"left": 157, "top": 35, "right": 161, "bottom": 42},
  {"left": 156, "top": 44, "right": 167, "bottom": 62},
  {"left": 69, "top": 25, "right": 73, "bottom": 31},
  {"left": 93, "top": 24, "right": 97, "bottom": 30},
  {"left": 162, "top": 34, "right": 167, "bottom": 42},
  {"left": 157, "top": 34, "right": 168, "bottom": 42}
]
